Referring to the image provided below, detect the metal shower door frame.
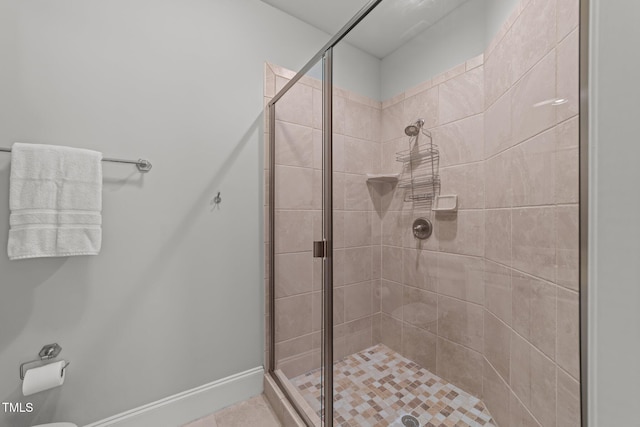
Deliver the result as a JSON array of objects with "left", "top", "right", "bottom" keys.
[
  {"left": 321, "top": 47, "right": 334, "bottom": 427},
  {"left": 267, "top": 0, "right": 589, "bottom": 425}
]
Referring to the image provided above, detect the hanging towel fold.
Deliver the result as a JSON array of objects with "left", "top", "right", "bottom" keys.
[{"left": 7, "top": 143, "right": 103, "bottom": 260}]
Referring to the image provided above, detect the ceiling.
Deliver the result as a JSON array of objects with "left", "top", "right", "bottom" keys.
[{"left": 261, "top": 0, "right": 471, "bottom": 59}]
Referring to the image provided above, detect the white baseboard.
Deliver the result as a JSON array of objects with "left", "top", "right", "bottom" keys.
[{"left": 84, "top": 367, "right": 264, "bottom": 427}]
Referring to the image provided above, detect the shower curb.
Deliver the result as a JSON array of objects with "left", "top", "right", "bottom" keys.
[{"left": 264, "top": 373, "right": 309, "bottom": 427}]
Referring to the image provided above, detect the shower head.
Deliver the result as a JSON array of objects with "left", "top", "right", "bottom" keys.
[
  {"left": 404, "top": 119, "right": 425, "bottom": 136},
  {"left": 405, "top": 125, "right": 420, "bottom": 137}
]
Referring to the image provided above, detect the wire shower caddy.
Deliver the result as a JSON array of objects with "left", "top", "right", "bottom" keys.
[{"left": 396, "top": 126, "right": 440, "bottom": 208}]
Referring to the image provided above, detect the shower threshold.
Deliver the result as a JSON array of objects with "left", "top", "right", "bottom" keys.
[{"left": 290, "top": 344, "right": 496, "bottom": 427}]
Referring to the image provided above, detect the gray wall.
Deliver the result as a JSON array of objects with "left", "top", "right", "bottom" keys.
[
  {"left": 318, "top": 45, "right": 382, "bottom": 101},
  {"left": 380, "top": 0, "right": 519, "bottom": 100},
  {"left": 0, "top": 0, "right": 378, "bottom": 425},
  {"left": 589, "top": 0, "right": 640, "bottom": 425}
]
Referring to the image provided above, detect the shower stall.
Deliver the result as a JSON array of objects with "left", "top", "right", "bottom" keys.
[{"left": 265, "top": 0, "right": 585, "bottom": 425}]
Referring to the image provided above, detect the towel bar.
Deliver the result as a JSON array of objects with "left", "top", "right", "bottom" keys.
[{"left": 0, "top": 147, "right": 152, "bottom": 173}]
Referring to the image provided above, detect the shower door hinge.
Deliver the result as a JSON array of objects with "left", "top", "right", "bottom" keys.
[{"left": 313, "top": 240, "right": 327, "bottom": 258}]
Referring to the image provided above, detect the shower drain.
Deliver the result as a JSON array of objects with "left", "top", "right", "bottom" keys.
[{"left": 401, "top": 415, "right": 420, "bottom": 427}]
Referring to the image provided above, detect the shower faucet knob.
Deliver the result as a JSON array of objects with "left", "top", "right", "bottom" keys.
[{"left": 412, "top": 218, "right": 433, "bottom": 240}]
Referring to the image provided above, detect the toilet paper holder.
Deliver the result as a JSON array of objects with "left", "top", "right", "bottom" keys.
[{"left": 19, "top": 343, "right": 70, "bottom": 380}]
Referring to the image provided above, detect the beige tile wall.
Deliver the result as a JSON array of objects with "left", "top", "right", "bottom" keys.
[
  {"left": 264, "top": 63, "right": 383, "bottom": 380},
  {"left": 377, "top": 0, "right": 580, "bottom": 426}
]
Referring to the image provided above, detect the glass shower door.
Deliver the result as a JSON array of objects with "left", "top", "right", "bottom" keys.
[
  {"left": 269, "top": 55, "right": 331, "bottom": 425},
  {"left": 325, "top": 0, "right": 582, "bottom": 426}
]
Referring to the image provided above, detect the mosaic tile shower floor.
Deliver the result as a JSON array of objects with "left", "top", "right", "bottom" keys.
[{"left": 290, "top": 344, "right": 496, "bottom": 427}]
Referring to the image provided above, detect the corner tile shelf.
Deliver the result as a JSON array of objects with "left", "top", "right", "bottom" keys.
[{"left": 366, "top": 173, "right": 399, "bottom": 184}]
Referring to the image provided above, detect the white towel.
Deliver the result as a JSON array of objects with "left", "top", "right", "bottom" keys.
[{"left": 8, "top": 142, "right": 103, "bottom": 260}]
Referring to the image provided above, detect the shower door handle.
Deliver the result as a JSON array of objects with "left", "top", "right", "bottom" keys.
[{"left": 313, "top": 240, "right": 327, "bottom": 258}]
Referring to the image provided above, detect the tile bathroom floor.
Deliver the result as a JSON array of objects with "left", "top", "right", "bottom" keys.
[
  {"left": 183, "top": 394, "right": 282, "bottom": 427},
  {"left": 291, "top": 344, "right": 496, "bottom": 427}
]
